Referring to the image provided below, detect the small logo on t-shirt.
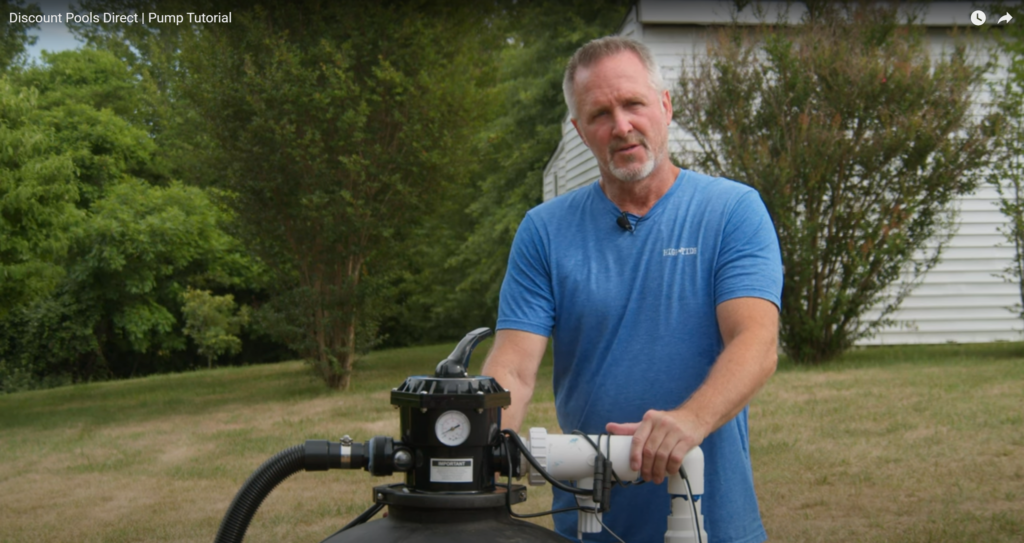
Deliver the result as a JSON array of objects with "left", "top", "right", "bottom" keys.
[{"left": 663, "top": 247, "right": 697, "bottom": 256}]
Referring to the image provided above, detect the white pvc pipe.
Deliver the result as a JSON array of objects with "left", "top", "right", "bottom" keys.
[
  {"left": 523, "top": 429, "right": 706, "bottom": 541},
  {"left": 526, "top": 430, "right": 703, "bottom": 492}
]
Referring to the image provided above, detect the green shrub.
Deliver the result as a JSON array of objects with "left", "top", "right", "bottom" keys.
[{"left": 674, "top": 3, "right": 993, "bottom": 363}]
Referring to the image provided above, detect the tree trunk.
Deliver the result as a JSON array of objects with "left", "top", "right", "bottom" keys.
[
  {"left": 338, "top": 318, "right": 355, "bottom": 391},
  {"left": 335, "top": 255, "right": 363, "bottom": 391}
]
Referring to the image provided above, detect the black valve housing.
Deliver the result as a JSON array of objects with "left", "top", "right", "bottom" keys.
[{"left": 390, "top": 327, "right": 510, "bottom": 492}]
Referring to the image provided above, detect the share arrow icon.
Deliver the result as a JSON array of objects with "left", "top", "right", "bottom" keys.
[{"left": 998, "top": 13, "right": 1013, "bottom": 24}]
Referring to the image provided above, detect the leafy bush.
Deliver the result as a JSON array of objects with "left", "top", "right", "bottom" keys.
[
  {"left": 674, "top": 3, "right": 993, "bottom": 363},
  {"left": 181, "top": 287, "right": 251, "bottom": 368},
  {"left": 988, "top": 12, "right": 1024, "bottom": 322}
]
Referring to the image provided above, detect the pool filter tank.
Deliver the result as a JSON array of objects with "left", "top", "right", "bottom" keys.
[{"left": 213, "top": 327, "right": 707, "bottom": 543}]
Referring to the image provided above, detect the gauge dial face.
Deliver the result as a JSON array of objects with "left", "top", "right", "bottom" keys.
[{"left": 435, "top": 410, "right": 471, "bottom": 447}]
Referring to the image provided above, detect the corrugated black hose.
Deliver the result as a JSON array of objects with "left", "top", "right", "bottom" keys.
[{"left": 214, "top": 440, "right": 337, "bottom": 543}]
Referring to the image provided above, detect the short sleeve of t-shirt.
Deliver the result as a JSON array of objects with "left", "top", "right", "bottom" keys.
[
  {"left": 497, "top": 214, "right": 555, "bottom": 337},
  {"left": 714, "top": 190, "right": 783, "bottom": 310}
]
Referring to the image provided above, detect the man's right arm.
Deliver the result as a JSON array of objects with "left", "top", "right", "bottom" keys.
[{"left": 481, "top": 329, "right": 548, "bottom": 432}]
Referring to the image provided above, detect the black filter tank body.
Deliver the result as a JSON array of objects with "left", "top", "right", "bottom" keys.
[{"left": 321, "top": 486, "right": 570, "bottom": 543}]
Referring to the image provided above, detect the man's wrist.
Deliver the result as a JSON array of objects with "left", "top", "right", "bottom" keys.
[{"left": 671, "top": 404, "right": 713, "bottom": 444}]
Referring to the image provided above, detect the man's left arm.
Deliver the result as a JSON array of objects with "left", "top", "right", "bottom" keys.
[{"left": 606, "top": 296, "right": 779, "bottom": 484}]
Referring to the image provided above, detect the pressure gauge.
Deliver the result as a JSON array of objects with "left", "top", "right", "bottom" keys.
[{"left": 435, "top": 410, "right": 471, "bottom": 447}]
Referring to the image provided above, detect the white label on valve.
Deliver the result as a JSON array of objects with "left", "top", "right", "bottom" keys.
[{"left": 430, "top": 458, "right": 473, "bottom": 483}]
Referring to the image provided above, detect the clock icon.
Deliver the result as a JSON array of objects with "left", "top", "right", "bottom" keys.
[
  {"left": 435, "top": 410, "right": 471, "bottom": 447},
  {"left": 971, "top": 10, "right": 986, "bottom": 26}
]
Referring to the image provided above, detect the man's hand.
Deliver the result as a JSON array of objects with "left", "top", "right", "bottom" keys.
[
  {"left": 606, "top": 408, "right": 708, "bottom": 485},
  {"left": 606, "top": 297, "right": 779, "bottom": 485}
]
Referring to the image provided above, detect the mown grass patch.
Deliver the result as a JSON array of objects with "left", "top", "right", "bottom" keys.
[
  {"left": 0, "top": 340, "right": 1020, "bottom": 542},
  {"left": 755, "top": 341, "right": 1024, "bottom": 542}
]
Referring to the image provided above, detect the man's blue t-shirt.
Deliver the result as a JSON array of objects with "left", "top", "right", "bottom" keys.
[{"left": 497, "top": 169, "right": 782, "bottom": 543}]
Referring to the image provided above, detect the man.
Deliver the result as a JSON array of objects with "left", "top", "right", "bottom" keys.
[{"left": 481, "top": 36, "right": 782, "bottom": 543}]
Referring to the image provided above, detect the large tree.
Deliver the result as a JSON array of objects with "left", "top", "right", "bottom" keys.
[
  {"left": 674, "top": 2, "right": 994, "bottom": 363},
  {"left": 172, "top": 2, "right": 502, "bottom": 389}
]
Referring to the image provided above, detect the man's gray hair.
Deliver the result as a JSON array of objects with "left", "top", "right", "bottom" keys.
[{"left": 562, "top": 36, "right": 665, "bottom": 120}]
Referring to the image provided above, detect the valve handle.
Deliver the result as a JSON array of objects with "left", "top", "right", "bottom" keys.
[{"left": 435, "top": 327, "right": 494, "bottom": 377}]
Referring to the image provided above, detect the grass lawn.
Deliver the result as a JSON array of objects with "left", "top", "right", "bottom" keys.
[{"left": 0, "top": 340, "right": 1022, "bottom": 542}]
